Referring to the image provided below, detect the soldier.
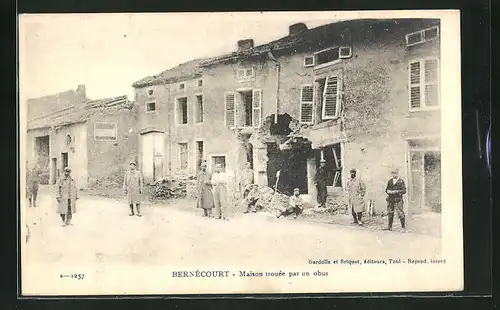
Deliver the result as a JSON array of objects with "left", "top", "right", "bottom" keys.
[
  {"left": 277, "top": 188, "right": 303, "bottom": 219},
  {"left": 211, "top": 163, "right": 229, "bottom": 220},
  {"left": 384, "top": 168, "right": 407, "bottom": 232},
  {"left": 196, "top": 161, "right": 214, "bottom": 217},
  {"left": 346, "top": 168, "right": 367, "bottom": 225},
  {"left": 123, "top": 161, "right": 144, "bottom": 217},
  {"left": 314, "top": 159, "right": 329, "bottom": 208},
  {"left": 56, "top": 167, "right": 78, "bottom": 227},
  {"left": 27, "top": 163, "right": 42, "bottom": 207}
]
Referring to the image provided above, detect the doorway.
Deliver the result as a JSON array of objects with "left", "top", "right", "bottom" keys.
[
  {"left": 50, "top": 158, "right": 57, "bottom": 184},
  {"left": 141, "top": 132, "right": 164, "bottom": 183},
  {"left": 409, "top": 149, "right": 441, "bottom": 214},
  {"left": 314, "top": 143, "right": 342, "bottom": 189},
  {"left": 61, "top": 152, "right": 68, "bottom": 172}
]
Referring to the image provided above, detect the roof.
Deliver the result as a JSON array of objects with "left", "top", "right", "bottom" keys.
[
  {"left": 201, "top": 18, "right": 440, "bottom": 66},
  {"left": 27, "top": 96, "right": 131, "bottom": 130},
  {"left": 132, "top": 58, "right": 209, "bottom": 88}
]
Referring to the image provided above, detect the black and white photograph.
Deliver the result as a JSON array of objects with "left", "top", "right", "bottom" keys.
[{"left": 19, "top": 10, "right": 463, "bottom": 295}]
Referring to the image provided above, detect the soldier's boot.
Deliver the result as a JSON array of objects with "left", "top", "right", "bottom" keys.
[
  {"left": 400, "top": 217, "right": 406, "bottom": 233},
  {"left": 357, "top": 212, "right": 364, "bottom": 225},
  {"left": 135, "top": 204, "right": 142, "bottom": 217},
  {"left": 383, "top": 214, "right": 394, "bottom": 231},
  {"left": 129, "top": 204, "right": 134, "bottom": 216}
]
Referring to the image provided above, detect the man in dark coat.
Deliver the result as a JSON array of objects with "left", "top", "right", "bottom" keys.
[
  {"left": 314, "top": 159, "right": 329, "bottom": 208},
  {"left": 56, "top": 167, "right": 78, "bottom": 226},
  {"left": 384, "top": 168, "right": 407, "bottom": 232},
  {"left": 197, "top": 161, "right": 214, "bottom": 217},
  {"left": 123, "top": 161, "right": 144, "bottom": 217},
  {"left": 27, "top": 163, "right": 41, "bottom": 207}
]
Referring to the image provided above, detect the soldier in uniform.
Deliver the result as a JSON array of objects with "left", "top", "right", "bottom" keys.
[
  {"left": 56, "top": 167, "right": 78, "bottom": 227},
  {"left": 196, "top": 161, "right": 214, "bottom": 217},
  {"left": 346, "top": 168, "right": 367, "bottom": 225},
  {"left": 123, "top": 161, "right": 144, "bottom": 217},
  {"left": 314, "top": 159, "right": 329, "bottom": 208},
  {"left": 211, "top": 163, "right": 229, "bottom": 220},
  {"left": 27, "top": 163, "right": 42, "bottom": 207},
  {"left": 277, "top": 188, "right": 303, "bottom": 219},
  {"left": 384, "top": 168, "right": 407, "bottom": 232}
]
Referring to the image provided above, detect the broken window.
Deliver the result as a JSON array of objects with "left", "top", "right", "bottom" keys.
[
  {"left": 179, "top": 143, "right": 188, "bottom": 170},
  {"left": 409, "top": 58, "right": 439, "bottom": 110},
  {"left": 177, "top": 97, "right": 188, "bottom": 124},
  {"left": 300, "top": 84, "right": 314, "bottom": 124},
  {"left": 195, "top": 95, "right": 203, "bottom": 123}
]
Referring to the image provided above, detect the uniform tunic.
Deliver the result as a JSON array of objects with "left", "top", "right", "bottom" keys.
[
  {"left": 346, "top": 176, "right": 367, "bottom": 213},
  {"left": 123, "top": 170, "right": 144, "bottom": 205},
  {"left": 56, "top": 176, "right": 78, "bottom": 214},
  {"left": 385, "top": 177, "right": 407, "bottom": 218},
  {"left": 197, "top": 170, "right": 214, "bottom": 210},
  {"left": 315, "top": 166, "right": 329, "bottom": 204},
  {"left": 26, "top": 167, "right": 41, "bottom": 200}
]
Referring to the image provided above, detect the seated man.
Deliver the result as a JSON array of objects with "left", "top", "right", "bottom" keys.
[{"left": 277, "top": 188, "right": 303, "bottom": 219}]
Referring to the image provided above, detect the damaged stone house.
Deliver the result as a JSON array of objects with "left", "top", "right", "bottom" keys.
[
  {"left": 26, "top": 90, "right": 138, "bottom": 190},
  {"left": 133, "top": 18, "right": 442, "bottom": 215}
]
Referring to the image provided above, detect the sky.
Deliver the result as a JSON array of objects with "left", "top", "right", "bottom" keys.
[{"left": 19, "top": 12, "right": 345, "bottom": 102}]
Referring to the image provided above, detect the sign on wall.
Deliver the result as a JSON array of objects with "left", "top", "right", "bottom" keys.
[{"left": 94, "top": 122, "right": 117, "bottom": 141}]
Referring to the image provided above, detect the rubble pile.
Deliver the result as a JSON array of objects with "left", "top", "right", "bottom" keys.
[
  {"left": 236, "top": 185, "right": 290, "bottom": 215},
  {"left": 151, "top": 175, "right": 195, "bottom": 199},
  {"left": 92, "top": 168, "right": 125, "bottom": 189},
  {"left": 302, "top": 197, "right": 348, "bottom": 216}
]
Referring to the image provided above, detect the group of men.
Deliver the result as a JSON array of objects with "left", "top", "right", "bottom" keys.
[
  {"left": 314, "top": 159, "right": 407, "bottom": 232},
  {"left": 26, "top": 156, "right": 408, "bottom": 231},
  {"left": 196, "top": 161, "right": 233, "bottom": 220}
]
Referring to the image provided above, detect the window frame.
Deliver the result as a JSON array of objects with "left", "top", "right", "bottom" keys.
[
  {"left": 145, "top": 101, "right": 157, "bottom": 113},
  {"left": 236, "top": 67, "right": 255, "bottom": 82},
  {"left": 178, "top": 82, "right": 186, "bottom": 91},
  {"left": 197, "top": 79, "right": 203, "bottom": 87},
  {"left": 304, "top": 55, "right": 315, "bottom": 67},
  {"left": 408, "top": 57, "right": 440, "bottom": 112},
  {"left": 313, "top": 46, "right": 342, "bottom": 70},
  {"left": 299, "top": 84, "right": 315, "bottom": 124},
  {"left": 178, "top": 141, "right": 189, "bottom": 172},
  {"left": 194, "top": 93, "right": 204, "bottom": 124},
  {"left": 209, "top": 153, "right": 228, "bottom": 173},
  {"left": 405, "top": 26, "right": 440, "bottom": 47},
  {"left": 175, "top": 96, "right": 189, "bottom": 125},
  {"left": 147, "top": 87, "right": 154, "bottom": 98}
]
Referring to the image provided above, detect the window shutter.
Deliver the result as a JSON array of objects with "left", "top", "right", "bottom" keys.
[
  {"left": 409, "top": 60, "right": 421, "bottom": 109},
  {"left": 252, "top": 89, "right": 262, "bottom": 128},
  {"left": 300, "top": 85, "right": 314, "bottom": 124},
  {"left": 424, "top": 59, "right": 439, "bottom": 107},
  {"left": 322, "top": 76, "right": 340, "bottom": 119},
  {"left": 225, "top": 92, "right": 236, "bottom": 128}
]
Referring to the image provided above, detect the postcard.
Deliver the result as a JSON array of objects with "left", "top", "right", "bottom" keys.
[{"left": 19, "top": 10, "right": 462, "bottom": 295}]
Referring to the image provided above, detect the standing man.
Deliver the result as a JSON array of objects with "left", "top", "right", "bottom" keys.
[
  {"left": 27, "top": 163, "right": 42, "bottom": 207},
  {"left": 314, "top": 159, "right": 329, "bottom": 208},
  {"left": 56, "top": 167, "right": 78, "bottom": 227},
  {"left": 211, "top": 163, "right": 229, "bottom": 220},
  {"left": 346, "top": 168, "right": 367, "bottom": 225},
  {"left": 240, "top": 162, "right": 254, "bottom": 200},
  {"left": 384, "top": 168, "right": 407, "bottom": 232},
  {"left": 197, "top": 161, "right": 214, "bottom": 217},
  {"left": 123, "top": 161, "right": 144, "bottom": 217}
]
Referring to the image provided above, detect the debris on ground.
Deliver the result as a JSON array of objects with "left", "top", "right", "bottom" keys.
[{"left": 151, "top": 175, "right": 195, "bottom": 200}]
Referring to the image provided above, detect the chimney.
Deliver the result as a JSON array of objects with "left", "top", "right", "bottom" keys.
[
  {"left": 237, "top": 39, "right": 254, "bottom": 52},
  {"left": 76, "top": 84, "right": 86, "bottom": 102},
  {"left": 289, "top": 23, "right": 308, "bottom": 36}
]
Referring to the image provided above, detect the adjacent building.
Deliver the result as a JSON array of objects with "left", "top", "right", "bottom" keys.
[
  {"left": 133, "top": 18, "right": 442, "bottom": 215},
  {"left": 26, "top": 94, "right": 138, "bottom": 190}
]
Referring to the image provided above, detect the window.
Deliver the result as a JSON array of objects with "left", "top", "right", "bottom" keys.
[
  {"left": 147, "top": 88, "right": 154, "bottom": 97},
  {"left": 211, "top": 155, "right": 226, "bottom": 172},
  {"left": 146, "top": 101, "right": 156, "bottom": 112},
  {"left": 300, "top": 84, "right": 314, "bottom": 124},
  {"left": 179, "top": 143, "right": 188, "bottom": 170},
  {"left": 196, "top": 141, "right": 204, "bottom": 171},
  {"left": 198, "top": 79, "right": 203, "bottom": 87},
  {"left": 409, "top": 58, "right": 439, "bottom": 110},
  {"left": 177, "top": 97, "right": 188, "bottom": 124},
  {"left": 406, "top": 26, "right": 440, "bottom": 47},
  {"left": 315, "top": 143, "right": 342, "bottom": 188},
  {"left": 321, "top": 75, "right": 341, "bottom": 119},
  {"left": 236, "top": 67, "right": 255, "bottom": 82},
  {"left": 195, "top": 95, "right": 203, "bottom": 123},
  {"left": 313, "top": 46, "right": 352, "bottom": 68},
  {"left": 304, "top": 56, "right": 315, "bottom": 67},
  {"left": 179, "top": 82, "right": 185, "bottom": 90},
  {"left": 225, "top": 92, "right": 236, "bottom": 128}
]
